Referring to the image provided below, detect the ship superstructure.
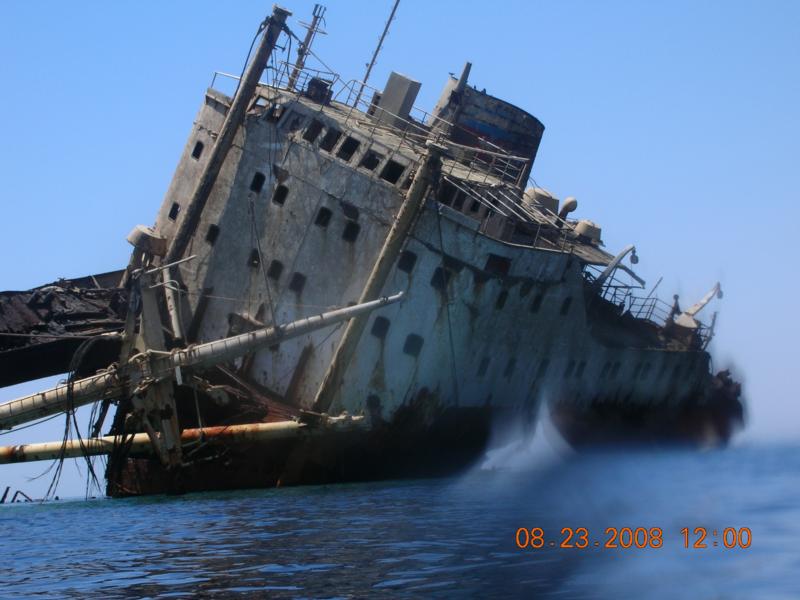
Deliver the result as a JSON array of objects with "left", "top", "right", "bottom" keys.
[{"left": 0, "top": 5, "right": 742, "bottom": 496}]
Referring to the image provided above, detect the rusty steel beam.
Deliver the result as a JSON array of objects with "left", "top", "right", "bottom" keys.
[
  {"left": 0, "top": 370, "right": 124, "bottom": 431},
  {"left": 0, "top": 421, "right": 306, "bottom": 465},
  {"left": 0, "top": 292, "right": 403, "bottom": 430}
]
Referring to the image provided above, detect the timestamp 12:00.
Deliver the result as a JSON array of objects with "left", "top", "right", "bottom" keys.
[{"left": 516, "top": 527, "right": 752, "bottom": 550}]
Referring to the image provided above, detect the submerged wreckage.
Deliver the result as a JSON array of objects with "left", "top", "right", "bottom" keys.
[{"left": 0, "top": 5, "right": 743, "bottom": 496}]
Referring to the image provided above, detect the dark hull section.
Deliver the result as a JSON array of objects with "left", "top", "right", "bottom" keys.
[
  {"left": 551, "top": 371, "right": 745, "bottom": 447},
  {"left": 106, "top": 370, "right": 745, "bottom": 497},
  {"left": 106, "top": 407, "right": 494, "bottom": 497}
]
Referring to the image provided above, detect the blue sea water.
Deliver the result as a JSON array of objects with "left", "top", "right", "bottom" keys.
[{"left": 1, "top": 440, "right": 798, "bottom": 599}]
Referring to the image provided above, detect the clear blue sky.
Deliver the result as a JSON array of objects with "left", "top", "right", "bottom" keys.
[{"left": 1, "top": 1, "right": 798, "bottom": 498}]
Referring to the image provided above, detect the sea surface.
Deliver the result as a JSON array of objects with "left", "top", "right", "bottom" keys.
[{"left": 1, "top": 437, "right": 798, "bottom": 599}]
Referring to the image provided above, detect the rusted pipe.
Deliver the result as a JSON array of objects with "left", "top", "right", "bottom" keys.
[
  {"left": 0, "top": 292, "right": 403, "bottom": 430},
  {"left": 0, "top": 371, "right": 123, "bottom": 432},
  {"left": 0, "top": 421, "right": 306, "bottom": 465}
]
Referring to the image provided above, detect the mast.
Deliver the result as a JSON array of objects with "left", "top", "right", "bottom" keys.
[
  {"left": 353, "top": 0, "right": 400, "bottom": 108},
  {"left": 163, "top": 5, "right": 291, "bottom": 265},
  {"left": 287, "top": 4, "right": 326, "bottom": 91}
]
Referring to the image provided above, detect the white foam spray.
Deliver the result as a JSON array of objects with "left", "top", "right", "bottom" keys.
[{"left": 479, "top": 397, "right": 574, "bottom": 473}]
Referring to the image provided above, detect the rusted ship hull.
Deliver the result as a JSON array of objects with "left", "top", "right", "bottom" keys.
[
  {"left": 111, "top": 402, "right": 743, "bottom": 498},
  {"left": 0, "top": 5, "right": 744, "bottom": 498},
  {"left": 108, "top": 375, "right": 743, "bottom": 497},
  {"left": 108, "top": 406, "right": 493, "bottom": 497}
]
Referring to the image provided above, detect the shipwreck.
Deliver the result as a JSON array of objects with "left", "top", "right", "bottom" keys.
[{"left": 0, "top": 4, "right": 743, "bottom": 497}]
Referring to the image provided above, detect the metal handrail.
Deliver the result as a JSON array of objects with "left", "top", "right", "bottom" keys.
[
  {"left": 585, "top": 265, "right": 712, "bottom": 341},
  {"left": 211, "top": 65, "right": 530, "bottom": 186}
]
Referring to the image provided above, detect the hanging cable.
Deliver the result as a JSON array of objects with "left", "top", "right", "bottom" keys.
[
  {"left": 232, "top": 17, "right": 270, "bottom": 100},
  {"left": 434, "top": 205, "right": 461, "bottom": 407}
]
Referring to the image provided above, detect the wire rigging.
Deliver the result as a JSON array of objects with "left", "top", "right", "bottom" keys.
[{"left": 232, "top": 17, "right": 270, "bottom": 101}]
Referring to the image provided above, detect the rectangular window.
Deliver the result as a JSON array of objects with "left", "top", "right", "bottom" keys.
[
  {"left": 484, "top": 254, "right": 511, "bottom": 277},
  {"left": 303, "top": 119, "right": 324, "bottom": 143},
  {"left": 267, "top": 260, "right": 283, "bottom": 280},
  {"left": 319, "top": 129, "right": 341, "bottom": 152},
  {"left": 336, "top": 136, "right": 361, "bottom": 162},
  {"left": 205, "top": 224, "right": 220, "bottom": 245},
  {"left": 438, "top": 180, "right": 457, "bottom": 206},
  {"left": 250, "top": 172, "right": 266, "bottom": 193},
  {"left": 248, "top": 249, "right": 260, "bottom": 268},
  {"left": 191, "top": 141, "right": 204, "bottom": 159},
  {"left": 403, "top": 334, "right": 424, "bottom": 357},
  {"left": 371, "top": 316, "right": 390, "bottom": 339},
  {"left": 359, "top": 149, "right": 383, "bottom": 171},
  {"left": 168, "top": 202, "right": 180, "bottom": 221},
  {"left": 342, "top": 221, "right": 360, "bottom": 243},
  {"left": 430, "top": 267, "right": 452, "bottom": 291},
  {"left": 380, "top": 159, "right": 405, "bottom": 184},
  {"left": 285, "top": 114, "right": 304, "bottom": 132},
  {"left": 314, "top": 207, "right": 332, "bottom": 227},
  {"left": 289, "top": 272, "right": 306, "bottom": 293},
  {"left": 272, "top": 184, "right": 288, "bottom": 205},
  {"left": 398, "top": 250, "right": 417, "bottom": 273}
]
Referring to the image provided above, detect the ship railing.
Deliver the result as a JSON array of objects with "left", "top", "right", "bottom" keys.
[
  {"left": 627, "top": 295, "right": 673, "bottom": 326},
  {"left": 477, "top": 180, "right": 579, "bottom": 247},
  {"left": 585, "top": 267, "right": 713, "bottom": 343},
  {"left": 585, "top": 266, "right": 656, "bottom": 319},
  {"left": 274, "top": 62, "right": 340, "bottom": 93},
  {"left": 209, "top": 68, "right": 425, "bottom": 174},
  {"left": 211, "top": 63, "right": 341, "bottom": 99},
  {"left": 628, "top": 295, "right": 714, "bottom": 346},
  {"left": 210, "top": 65, "right": 529, "bottom": 185},
  {"left": 325, "top": 77, "right": 528, "bottom": 185},
  {"left": 440, "top": 175, "right": 577, "bottom": 254},
  {"left": 334, "top": 79, "right": 529, "bottom": 185},
  {"left": 210, "top": 71, "right": 246, "bottom": 97}
]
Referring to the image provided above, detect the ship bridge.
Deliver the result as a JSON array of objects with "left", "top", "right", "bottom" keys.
[{"left": 209, "top": 62, "right": 616, "bottom": 268}]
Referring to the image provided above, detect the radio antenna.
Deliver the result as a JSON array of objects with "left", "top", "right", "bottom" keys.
[
  {"left": 288, "top": 4, "right": 327, "bottom": 91},
  {"left": 353, "top": 0, "right": 400, "bottom": 108}
]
